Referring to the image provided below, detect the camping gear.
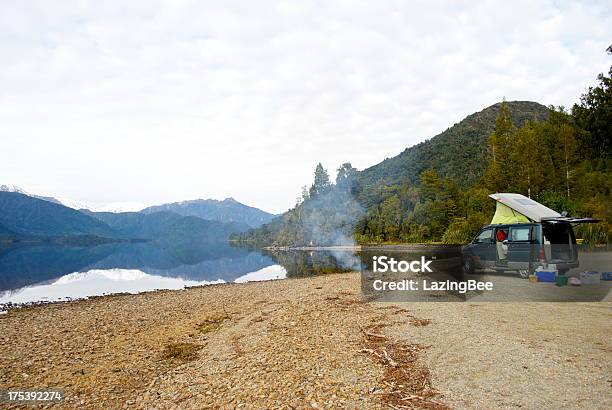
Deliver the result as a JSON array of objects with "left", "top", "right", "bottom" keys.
[
  {"left": 535, "top": 270, "right": 556, "bottom": 283},
  {"left": 569, "top": 277, "right": 581, "bottom": 286},
  {"left": 555, "top": 275, "right": 568, "bottom": 286},
  {"left": 579, "top": 271, "right": 600, "bottom": 285},
  {"left": 602, "top": 272, "right": 612, "bottom": 281},
  {"left": 529, "top": 274, "right": 538, "bottom": 283}
]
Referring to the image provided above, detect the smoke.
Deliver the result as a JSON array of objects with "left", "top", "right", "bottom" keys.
[{"left": 298, "top": 186, "right": 365, "bottom": 247}]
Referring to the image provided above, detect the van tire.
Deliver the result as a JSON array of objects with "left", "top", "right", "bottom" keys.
[{"left": 463, "top": 257, "right": 475, "bottom": 275}]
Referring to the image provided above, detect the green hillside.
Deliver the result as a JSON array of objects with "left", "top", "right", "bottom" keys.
[{"left": 359, "top": 101, "right": 549, "bottom": 190}]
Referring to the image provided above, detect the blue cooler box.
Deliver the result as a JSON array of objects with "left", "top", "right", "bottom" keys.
[
  {"left": 601, "top": 272, "right": 612, "bottom": 281},
  {"left": 536, "top": 271, "right": 556, "bottom": 282}
]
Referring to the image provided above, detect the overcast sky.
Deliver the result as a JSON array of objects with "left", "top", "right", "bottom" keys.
[{"left": 1, "top": 1, "right": 610, "bottom": 213}]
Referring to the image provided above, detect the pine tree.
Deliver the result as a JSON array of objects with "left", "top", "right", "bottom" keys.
[
  {"left": 335, "top": 163, "right": 358, "bottom": 194},
  {"left": 484, "top": 101, "right": 516, "bottom": 192},
  {"left": 309, "top": 163, "right": 330, "bottom": 197},
  {"left": 572, "top": 46, "right": 612, "bottom": 161},
  {"left": 513, "top": 122, "right": 545, "bottom": 197}
]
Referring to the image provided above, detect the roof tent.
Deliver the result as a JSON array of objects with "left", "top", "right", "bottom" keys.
[{"left": 489, "top": 193, "right": 560, "bottom": 224}]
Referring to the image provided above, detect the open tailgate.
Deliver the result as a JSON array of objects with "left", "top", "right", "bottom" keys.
[{"left": 540, "top": 217, "right": 600, "bottom": 224}]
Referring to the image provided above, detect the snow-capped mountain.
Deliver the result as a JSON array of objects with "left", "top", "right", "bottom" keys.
[
  {"left": 0, "top": 184, "right": 26, "bottom": 194},
  {"left": 0, "top": 184, "right": 62, "bottom": 205},
  {"left": 0, "top": 184, "right": 143, "bottom": 213},
  {"left": 54, "top": 197, "right": 96, "bottom": 211}
]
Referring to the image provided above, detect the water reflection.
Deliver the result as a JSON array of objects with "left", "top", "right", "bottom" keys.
[
  {"left": 0, "top": 241, "right": 275, "bottom": 292},
  {"left": 0, "top": 242, "right": 352, "bottom": 307},
  {"left": 0, "top": 269, "right": 225, "bottom": 305}
]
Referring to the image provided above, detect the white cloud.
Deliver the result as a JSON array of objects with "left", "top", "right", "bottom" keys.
[{"left": 0, "top": 0, "right": 610, "bottom": 213}]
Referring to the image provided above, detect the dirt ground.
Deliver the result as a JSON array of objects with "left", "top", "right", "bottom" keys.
[{"left": 0, "top": 273, "right": 610, "bottom": 409}]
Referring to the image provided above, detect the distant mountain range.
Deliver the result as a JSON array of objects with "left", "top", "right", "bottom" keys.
[
  {"left": 0, "top": 192, "right": 117, "bottom": 238},
  {"left": 0, "top": 189, "right": 273, "bottom": 245},
  {"left": 141, "top": 198, "right": 276, "bottom": 228},
  {"left": 85, "top": 210, "right": 249, "bottom": 242},
  {"left": 0, "top": 185, "right": 275, "bottom": 228}
]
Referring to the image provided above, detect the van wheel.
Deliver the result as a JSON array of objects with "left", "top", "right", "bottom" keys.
[
  {"left": 463, "top": 257, "right": 475, "bottom": 275},
  {"left": 518, "top": 269, "right": 530, "bottom": 279}
]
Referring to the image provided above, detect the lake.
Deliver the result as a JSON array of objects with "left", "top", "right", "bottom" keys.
[
  {"left": 0, "top": 241, "right": 362, "bottom": 309},
  {"left": 1, "top": 242, "right": 609, "bottom": 309}
]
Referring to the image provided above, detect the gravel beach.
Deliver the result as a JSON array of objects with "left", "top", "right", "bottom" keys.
[{"left": 0, "top": 272, "right": 610, "bottom": 409}]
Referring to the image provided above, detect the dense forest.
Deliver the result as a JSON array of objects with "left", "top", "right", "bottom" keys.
[{"left": 234, "top": 48, "right": 611, "bottom": 246}]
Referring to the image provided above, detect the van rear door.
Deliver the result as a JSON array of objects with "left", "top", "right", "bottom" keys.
[{"left": 542, "top": 221, "right": 577, "bottom": 262}]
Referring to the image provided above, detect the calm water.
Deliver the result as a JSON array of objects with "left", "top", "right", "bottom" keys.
[
  {"left": 1, "top": 242, "right": 609, "bottom": 308},
  {"left": 0, "top": 241, "right": 360, "bottom": 308}
]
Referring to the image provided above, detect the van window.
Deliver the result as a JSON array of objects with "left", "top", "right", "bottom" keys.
[
  {"left": 542, "top": 222, "right": 571, "bottom": 244},
  {"left": 474, "top": 228, "right": 493, "bottom": 243},
  {"left": 510, "top": 226, "right": 531, "bottom": 242}
]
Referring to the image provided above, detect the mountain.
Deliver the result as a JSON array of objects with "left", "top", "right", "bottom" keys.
[
  {"left": 359, "top": 101, "right": 549, "bottom": 190},
  {"left": 0, "top": 192, "right": 117, "bottom": 238},
  {"left": 141, "top": 197, "right": 275, "bottom": 228},
  {"left": 0, "top": 184, "right": 63, "bottom": 206},
  {"left": 0, "top": 184, "right": 143, "bottom": 213},
  {"left": 86, "top": 211, "right": 249, "bottom": 242},
  {"left": 0, "top": 191, "right": 250, "bottom": 245}
]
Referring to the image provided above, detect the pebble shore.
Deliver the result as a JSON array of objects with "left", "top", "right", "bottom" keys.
[{"left": 0, "top": 273, "right": 610, "bottom": 409}]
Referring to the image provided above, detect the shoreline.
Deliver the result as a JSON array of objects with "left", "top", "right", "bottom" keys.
[
  {"left": 264, "top": 245, "right": 362, "bottom": 251},
  {"left": 263, "top": 244, "right": 463, "bottom": 251}
]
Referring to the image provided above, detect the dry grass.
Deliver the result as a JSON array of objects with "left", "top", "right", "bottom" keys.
[
  {"left": 162, "top": 342, "right": 202, "bottom": 361},
  {"left": 196, "top": 314, "right": 229, "bottom": 334}
]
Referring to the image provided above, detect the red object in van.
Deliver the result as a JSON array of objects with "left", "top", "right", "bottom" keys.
[
  {"left": 538, "top": 248, "right": 546, "bottom": 261},
  {"left": 496, "top": 230, "right": 506, "bottom": 241}
]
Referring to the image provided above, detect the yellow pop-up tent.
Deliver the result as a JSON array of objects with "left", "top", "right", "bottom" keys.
[
  {"left": 489, "top": 193, "right": 561, "bottom": 224},
  {"left": 490, "top": 201, "right": 531, "bottom": 224}
]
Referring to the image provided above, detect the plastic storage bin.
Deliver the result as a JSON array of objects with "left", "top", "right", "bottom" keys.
[
  {"left": 579, "top": 271, "right": 600, "bottom": 285},
  {"left": 536, "top": 271, "right": 556, "bottom": 282}
]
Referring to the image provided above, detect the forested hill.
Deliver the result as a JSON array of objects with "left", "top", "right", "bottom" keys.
[
  {"left": 234, "top": 51, "right": 611, "bottom": 246},
  {"left": 359, "top": 101, "right": 549, "bottom": 189}
]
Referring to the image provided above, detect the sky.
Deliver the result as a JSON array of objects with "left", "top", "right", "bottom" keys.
[{"left": 0, "top": 1, "right": 610, "bottom": 214}]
